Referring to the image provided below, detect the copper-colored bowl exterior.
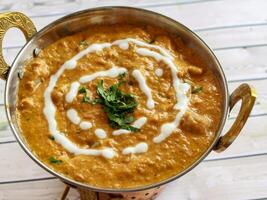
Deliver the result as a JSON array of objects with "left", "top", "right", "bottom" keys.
[{"left": 1, "top": 7, "right": 255, "bottom": 196}]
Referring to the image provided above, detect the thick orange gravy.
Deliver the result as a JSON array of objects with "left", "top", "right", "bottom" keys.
[{"left": 17, "top": 24, "right": 222, "bottom": 188}]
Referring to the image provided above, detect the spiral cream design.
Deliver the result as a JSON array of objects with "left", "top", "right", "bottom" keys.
[{"left": 43, "top": 38, "right": 190, "bottom": 159}]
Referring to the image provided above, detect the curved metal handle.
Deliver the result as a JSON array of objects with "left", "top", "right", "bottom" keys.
[
  {"left": 214, "top": 83, "right": 256, "bottom": 152},
  {"left": 0, "top": 12, "right": 36, "bottom": 80}
]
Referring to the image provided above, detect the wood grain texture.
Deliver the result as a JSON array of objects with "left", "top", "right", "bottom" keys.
[
  {"left": 2, "top": 19, "right": 267, "bottom": 84},
  {"left": 160, "top": 154, "right": 267, "bottom": 200},
  {"left": 216, "top": 46, "right": 267, "bottom": 82},
  {"left": 2, "top": 0, "right": 267, "bottom": 49},
  {"left": 0, "top": 143, "right": 52, "bottom": 183},
  {"left": 207, "top": 115, "right": 267, "bottom": 160},
  {"left": 198, "top": 25, "right": 267, "bottom": 50},
  {"left": 0, "top": 0, "right": 266, "bottom": 199},
  {"left": 0, "top": 112, "right": 266, "bottom": 183},
  {"left": 229, "top": 79, "right": 267, "bottom": 118},
  {"left": 0, "top": 0, "right": 214, "bottom": 18},
  {"left": 0, "top": 154, "right": 266, "bottom": 200},
  {"left": 0, "top": 79, "right": 266, "bottom": 143},
  {"left": 0, "top": 179, "right": 80, "bottom": 200}
]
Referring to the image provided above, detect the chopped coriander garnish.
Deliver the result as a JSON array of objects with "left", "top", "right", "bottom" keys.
[
  {"left": 96, "top": 79, "right": 139, "bottom": 132},
  {"left": 49, "top": 156, "right": 62, "bottom": 164},
  {"left": 192, "top": 86, "right": 203, "bottom": 94},
  {"left": 82, "top": 95, "right": 91, "bottom": 103},
  {"left": 48, "top": 135, "right": 55, "bottom": 141},
  {"left": 80, "top": 74, "right": 139, "bottom": 132},
  {"left": 79, "top": 86, "right": 92, "bottom": 103},
  {"left": 78, "top": 86, "right": 87, "bottom": 94}
]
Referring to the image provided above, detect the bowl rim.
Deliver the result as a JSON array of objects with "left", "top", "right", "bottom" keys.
[{"left": 5, "top": 6, "right": 229, "bottom": 193}]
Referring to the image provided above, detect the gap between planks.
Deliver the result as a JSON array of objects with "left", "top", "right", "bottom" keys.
[
  {"left": 0, "top": 0, "right": 222, "bottom": 19},
  {"left": 4, "top": 23, "right": 267, "bottom": 51},
  {"left": 0, "top": 152, "right": 266, "bottom": 187}
]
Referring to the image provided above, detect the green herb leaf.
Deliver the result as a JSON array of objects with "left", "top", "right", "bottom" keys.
[
  {"left": 192, "top": 86, "right": 203, "bottom": 94},
  {"left": 94, "top": 75, "right": 139, "bottom": 132},
  {"left": 79, "top": 75, "right": 139, "bottom": 132},
  {"left": 121, "top": 124, "right": 139, "bottom": 132},
  {"left": 79, "top": 86, "right": 87, "bottom": 94},
  {"left": 49, "top": 156, "right": 62, "bottom": 164},
  {"left": 79, "top": 86, "right": 93, "bottom": 103},
  {"left": 82, "top": 95, "right": 91, "bottom": 103},
  {"left": 92, "top": 98, "right": 103, "bottom": 105}
]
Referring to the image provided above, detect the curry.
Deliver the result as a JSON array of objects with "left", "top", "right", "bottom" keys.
[{"left": 17, "top": 24, "right": 222, "bottom": 188}]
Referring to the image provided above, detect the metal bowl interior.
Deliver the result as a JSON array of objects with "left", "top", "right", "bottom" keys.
[{"left": 5, "top": 6, "right": 229, "bottom": 193}]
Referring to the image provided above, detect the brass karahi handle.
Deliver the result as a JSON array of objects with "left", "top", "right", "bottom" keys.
[
  {"left": 0, "top": 11, "right": 36, "bottom": 80},
  {"left": 214, "top": 83, "right": 256, "bottom": 152}
]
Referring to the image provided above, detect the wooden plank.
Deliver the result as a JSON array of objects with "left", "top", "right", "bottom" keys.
[
  {"left": 2, "top": 25, "right": 267, "bottom": 104},
  {"left": 0, "top": 154, "right": 266, "bottom": 200},
  {"left": 151, "top": 0, "right": 267, "bottom": 30},
  {"left": 4, "top": 23, "right": 267, "bottom": 55},
  {"left": 1, "top": 76, "right": 266, "bottom": 114},
  {"left": 160, "top": 154, "right": 267, "bottom": 200},
  {"left": 0, "top": 128, "right": 13, "bottom": 144},
  {"left": 0, "top": 143, "right": 52, "bottom": 182},
  {"left": 0, "top": 77, "right": 266, "bottom": 139},
  {"left": 2, "top": 24, "right": 267, "bottom": 87},
  {"left": 215, "top": 46, "right": 267, "bottom": 82},
  {"left": 0, "top": 113, "right": 266, "bottom": 182},
  {"left": 207, "top": 115, "right": 267, "bottom": 160},
  {"left": 0, "top": 78, "right": 266, "bottom": 153},
  {"left": 1, "top": 104, "right": 266, "bottom": 158},
  {"left": 3, "top": 45, "right": 267, "bottom": 85},
  {"left": 0, "top": 1, "right": 265, "bottom": 199},
  {"left": 0, "top": 179, "right": 79, "bottom": 200},
  {"left": 228, "top": 79, "right": 267, "bottom": 118},
  {"left": 2, "top": 0, "right": 267, "bottom": 48},
  {"left": 0, "top": 0, "right": 198, "bottom": 17},
  {"left": 0, "top": 80, "right": 4, "bottom": 105},
  {"left": 197, "top": 25, "right": 267, "bottom": 50},
  {"left": 0, "top": 105, "right": 14, "bottom": 143}
]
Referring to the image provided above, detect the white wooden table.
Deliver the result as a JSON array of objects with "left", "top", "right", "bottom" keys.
[{"left": 0, "top": 0, "right": 266, "bottom": 199}]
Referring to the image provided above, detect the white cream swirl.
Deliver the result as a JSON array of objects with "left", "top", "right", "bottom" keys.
[{"left": 43, "top": 38, "right": 189, "bottom": 159}]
